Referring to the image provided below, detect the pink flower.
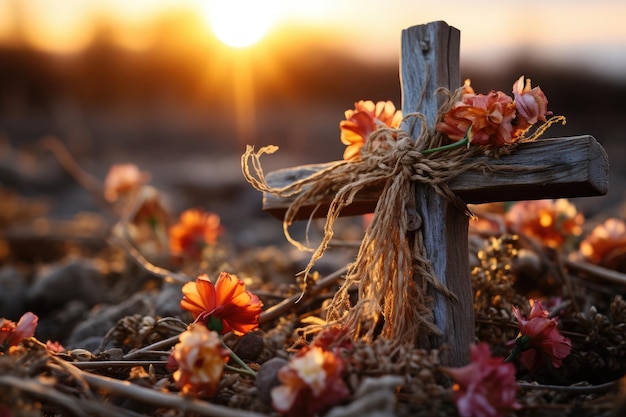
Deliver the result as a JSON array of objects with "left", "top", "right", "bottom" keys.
[
  {"left": 340, "top": 100, "right": 402, "bottom": 161},
  {"left": 444, "top": 343, "right": 521, "bottom": 417},
  {"left": 0, "top": 312, "right": 38, "bottom": 348},
  {"left": 271, "top": 346, "right": 350, "bottom": 417},
  {"left": 180, "top": 273, "right": 263, "bottom": 336},
  {"left": 512, "top": 76, "right": 550, "bottom": 130},
  {"left": 510, "top": 300, "right": 572, "bottom": 372},
  {"left": 104, "top": 164, "right": 150, "bottom": 202},
  {"left": 167, "top": 324, "right": 229, "bottom": 397}
]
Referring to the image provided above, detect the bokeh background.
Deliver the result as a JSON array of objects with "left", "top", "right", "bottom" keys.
[{"left": 1, "top": 0, "right": 625, "bottom": 235}]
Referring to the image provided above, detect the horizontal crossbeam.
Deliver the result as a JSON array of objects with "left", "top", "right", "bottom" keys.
[{"left": 261, "top": 135, "right": 608, "bottom": 220}]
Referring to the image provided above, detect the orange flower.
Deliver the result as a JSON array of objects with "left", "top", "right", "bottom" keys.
[
  {"left": 169, "top": 209, "right": 224, "bottom": 259},
  {"left": 168, "top": 324, "right": 229, "bottom": 397},
  {"left": 271, "top": 346, "right": 350, "bottom": 417},
  {"left": 437, "top": 79, "right": 517, "bottom": 147},
  {"left": 579, "top": 218, "right": 626, "bottom": 271},
  {"left": 340, "top": 100, "right": 402, "bottom": 161},
  {"left": 104, "top": 164, "right": 150, "bottom": 202},
  {"left": 512, "top": 76, "right": 550, "bottom": 131},
  {"left": 444, "top": 343, "right": 520, "bottom": 417},
  {"left": 505, "top": 199, "right": 584, "bottom": 249},
  {"left": 180, "top": 273, "right": 262, "bottom": 336},
  {"left": 509, "top": 300, "right": 571, "bottom": 372},
  {"left": 0, "top": 312, "right": 38, "bottom": 349}
]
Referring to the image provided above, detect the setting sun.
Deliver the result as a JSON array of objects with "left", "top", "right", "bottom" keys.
[{"left": 204, "top": 0, "right": 283, "bottom": 48}]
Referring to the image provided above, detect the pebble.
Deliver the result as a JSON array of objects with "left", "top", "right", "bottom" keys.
[
  {"left": 0, "top": 265, "right": 28, "bottom": 320},
  {"left": 255, "top": 357, "right": 288, "bottom": 405},
  {"left": 27, "top": 258, "right": 109, "bottom": 312}
]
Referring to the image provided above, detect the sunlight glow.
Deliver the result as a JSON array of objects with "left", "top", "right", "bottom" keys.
[{"left": 205, "top": 0, "right": 283, "bottom": 48}]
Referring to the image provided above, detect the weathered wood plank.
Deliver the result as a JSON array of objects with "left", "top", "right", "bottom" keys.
[
  {"left": 400, "top": 21, "right": 460, "bottom": 134},
  {"left": 262, "top": 135, "right": 609, "bottom": 219},
  {"left": 400, "top": 21, "right": 471, "bottom": 366}
]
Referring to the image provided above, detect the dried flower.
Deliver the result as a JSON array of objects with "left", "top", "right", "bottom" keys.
[
  {"left": 444, "top": 343, "right": 520, "bottom": 417},
  {"left": 168, "top": 324, "right": 229, "bottom": 397},
  {"left": 512, "top": 76, "right": 550, "bottom": 130},
  {"left": 169, "top": 209, "right": 224, "bottom": 259},
  {"left": 509, "top": 300, "right": 571, "bottom": 372},
  {"left": 311, "top": 325, "right": 352, "bottom": 351},
  {"left": 340, "top": 100, "right": 402, "bottom": 161},
  {"left": 132, "top": 186, "right": 170, "bottom": 226},
  {"left": 437, "top": 76, "right": 552, "bottom": 147},
  {"left": 437, "top": 79, "right": 517, "bottom": 147},
  {"left": 112, "top": 186, "right": 172, "bottom": 257},
  {"left": 579, "top": 218, "right": 626, "bottom": 271},
  {"left": 505, "top": 199, "right": 584, "bottom": 249},
  {"left": 0, "top": 312, "right": 38, "bottom": 348},
  {"left": 271, "top": 345, "right": 350, "bottom": 417},
  {"left": 104, "top": 164, "right": 150, "bottom": 202},
  {"left": 45, "top": 340, "right": 65, "bottom": 353},
  {"left": 180, "top": 273, "right": 262, "bottom": 336}
]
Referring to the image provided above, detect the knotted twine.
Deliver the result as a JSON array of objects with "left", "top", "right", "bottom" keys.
[{"left": 241, "top": 89, "right": 565, "bottom": 346}]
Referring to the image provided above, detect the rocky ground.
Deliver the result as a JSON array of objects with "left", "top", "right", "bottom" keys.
[{"left": 0, "top": 103, "right": 625, "bottom": 416}]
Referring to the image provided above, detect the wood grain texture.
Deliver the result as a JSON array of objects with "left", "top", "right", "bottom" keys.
[
  {"left": 400, "top": 22, "right": 472, "bottom": 366},
  {"left": 262, "top": 135, "right": 608, "bottom": 219}
]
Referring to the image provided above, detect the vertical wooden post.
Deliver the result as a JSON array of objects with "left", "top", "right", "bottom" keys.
[{"left": 400, "top": 22, "right": 473, "bottom": 366}]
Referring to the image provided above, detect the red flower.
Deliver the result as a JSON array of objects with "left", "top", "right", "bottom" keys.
[
  {"left": 180, "top": 273, "right": 262, "bottom": 336},
  {"left": 271, "top": 346, "right": 350, "bottom": 417},
  {"left": 340, "top": 100, "right": 402, "bottom": 161},
  {"left": 444, "top": 343, "right": 521, "bottom": 417},
  {"left": 169, "top": 209, "right": 224, "bottom": 259},
  {"left": 311, "top": 325, "right": 352, "bottom": 351},
  {"left": 0, "top": 312, "right": 38, "bottom": 348},
  {"left": 509, "top": 300, "right": 572, "bottom": 372}
]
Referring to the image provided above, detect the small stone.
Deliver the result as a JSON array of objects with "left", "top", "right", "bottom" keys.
[
  {"left": 232, "top": 330, "right": 265, "bottom": 362},
  {"left": 155, "top": 282, "right": 185, "bottom": 318},
  {"left": 256, "top": 357, "right": 288, "bottom": 405},
  {"left": 0, "top": 266, "right": 28, "bottom": 319},
  {"left": 28, "top": 258, "right": 108, "bottom": 312},
  {"left": 67, "top": 292, "right": 156, "bottom": 348}
]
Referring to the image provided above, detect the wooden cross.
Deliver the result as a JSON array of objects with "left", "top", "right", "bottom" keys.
[{"left": 259, "top": 21, "right": 609, "bottom": 366}]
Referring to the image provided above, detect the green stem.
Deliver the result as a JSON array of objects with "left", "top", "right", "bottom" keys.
[
  {"left": 224, "top": 363, "right": 257, "bottom": 378},
  {"left": 220, "top": 340, "right": 257, "bottom": 378},
  {"left": 422, "top": 135, "right": 469, "bottom": 155}
]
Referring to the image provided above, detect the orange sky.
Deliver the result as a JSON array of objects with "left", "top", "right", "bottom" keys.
[{"left": 2, "top": 0, "right": 626, "bottom": 79}]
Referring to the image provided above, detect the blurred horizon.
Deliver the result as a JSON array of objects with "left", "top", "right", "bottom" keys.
[
  {"left": 0, "top": 1, "right": 625, "bottom": 169},
  {"left": 0, "top": 0, "right": 624, "bottom": 225},
  {"left": 2, "top": 0, "right": 626, "bottom": 78}
]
